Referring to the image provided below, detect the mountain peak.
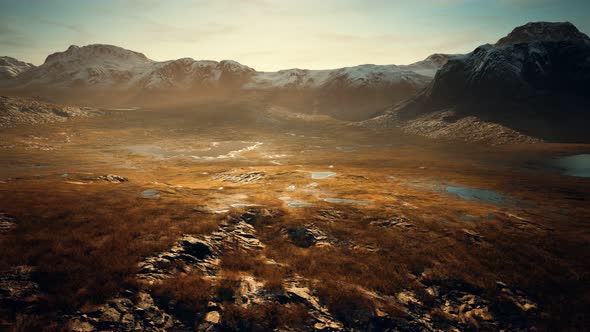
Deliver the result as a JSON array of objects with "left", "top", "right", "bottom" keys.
[
  {"left": 496, "top": 21, "right": 590, "bottom": 47},
  {"left": 44, "top": 44, "right": 152, "bottom": 65},
  {"left": 0, "top": 56, "right": 35, "bottom": 80}
]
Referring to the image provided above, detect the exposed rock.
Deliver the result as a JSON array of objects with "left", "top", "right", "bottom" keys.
[
  {"left": 137, "top": 211, "right": 266, "bottom": 284},
  {"left": 316, "top": 209, "right": 347, "bottom": 222},
  {"left": 204, "top": 310, "right": 220, "bottom": 324},
  {"left": 0, "top": 213, "right": 16, "bottom": 233},
  {"left": 63, "top": 290, "right": 182, "bottom": 332},
  {"left": 461, "top": 229, "right": 489, "bottom": 246},
  {"left": 283, "top": 277, "right": 344, "bottom": 331},
  {"left": 283, "top": 224, "right": 331, "bottom": 248},
  {"left": 96, "top": 174, "right": 128, "bottom": 183},
  {"left": 0, "top": 266, "right": 42, "bottom": 316},
  {"left": 137, "top": 235, "right": 219, "bottom": 283},
  {"left": 212, "top": 171, "right": 265, "bottom": 183},
  {"left": 369, "top": 216, "right": 414, "bottom": 230},
  {"left": 496, "top": 281, "right": 538, "bottom": 313}
]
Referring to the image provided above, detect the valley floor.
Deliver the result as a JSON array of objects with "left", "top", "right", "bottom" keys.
[{"left": 0, "top": 104, "right": 589, "bottom": 331}]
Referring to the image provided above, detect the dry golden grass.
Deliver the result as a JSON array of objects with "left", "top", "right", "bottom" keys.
[
  {"left": 220, "top": 302, "right": 310, "bottom": 331},
  {"left": 151, "top": 273, "right": 212, "bottom": 321},
  {"left": 1, "top": 106, "right": 589, "bottom": 330},
  {"left": 0, "top": 180, "right": 220, "bottom": 311}
]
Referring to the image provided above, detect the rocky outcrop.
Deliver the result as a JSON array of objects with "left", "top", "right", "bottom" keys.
[
  {"left": 96, "top": 174, "right": 128, "bottom": 183},
  {"left": 283, "top": 224, "right": 332, "bottom": 248},
  {"left": 212, "top": 171, "right": 265, "bottom": 184},
  {"left": 369, "top": 216, "right": 415, "bottom": 230},
  {"left": 0, "top": 213, "right": 16, "bottom": 234},
  {"left": 0, "top": 95, "right": 97, "bottom": 128}
]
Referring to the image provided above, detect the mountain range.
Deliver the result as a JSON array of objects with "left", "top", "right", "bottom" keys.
[
  {"left": 1, "top": 21, "right": 589, "bottom": 142},
  {"left": 0, "top": 45, "right": 450, "bottom": 120}
]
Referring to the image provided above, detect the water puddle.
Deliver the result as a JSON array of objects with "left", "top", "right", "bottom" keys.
[
  {"left": 311, "top": 172, "right": 336, "bottom": 179},
  {"left": 288, "top": 202, "right": 314, "bottom": 208},
  {"left": 324, "top": 198, "right": 374, "bottom": 205},
  {"left": 460, "top": 214, "right": 496, "bottom": 222},
  {"left": 446, "top": 186, "right": 513, "bottom": 205},
  {"left": 141, "top": 189, "right": 160, "bottom": 198},
  {"left": 551, "top": 154, "right": 590, "bottom": 178}
]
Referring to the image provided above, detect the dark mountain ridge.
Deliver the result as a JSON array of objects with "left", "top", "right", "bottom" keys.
[{"left": 365, "top": 22, "right": 590, "bottom": 143}]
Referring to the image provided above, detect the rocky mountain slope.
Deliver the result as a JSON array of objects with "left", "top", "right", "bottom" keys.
[
  {"left": 0, "top": 45, "right": 449, "bottom": 120},
  {"left": 0, "top": 95, "right": 97, "bottom": 129},
  {"left": 0, "top": 57, "right": 35, "bottom": 81},
  {"left": 363, "top": 22, "right": 590, "bottom": 144}
]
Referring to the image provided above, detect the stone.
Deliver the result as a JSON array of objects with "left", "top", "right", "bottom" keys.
[
  {"left": 96, "top": 174, "right": 128, "bottom": 183},
  {"left": 98, "top": 307, "right": 120, "bottom": 323},
  {"left": 284, "top": 224, "right": 331, "bottom": 248},
  {"left": 0, "top": 213, "right": 16, "bottom": 233},
  {"left": 213, "top": 171, "right": 265, "bottom": 183},
  {"left": 68, "top": 319, "right": 95, "bottom": 332},
  {"left": 204, "top": 311, "right": 220, "bottom": 324}
]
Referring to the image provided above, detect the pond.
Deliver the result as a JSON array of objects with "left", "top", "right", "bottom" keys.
[
  {"left": 141, "top": 189, "right": 160, "bottom": 198},
  {"left": 446, "top": 186, "right": 513, "bottom": 205},
  {"left": 324, "top": 198, "right": 374, "bottom": 205},
  {"left": 288, "top": 202, "right": 314, "bottom": 208},
  {"left": 551, "top": 154, "right": 590, "bottom": 178}
]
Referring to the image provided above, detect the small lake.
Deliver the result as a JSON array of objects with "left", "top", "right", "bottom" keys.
[
  {"left": 446, "top": 186, "right": 513, "bottom": 205},
  {"left": 324, "top": 198, "right": 374, "bottom": 205},
  {"left": 311, "top": 172, "right": 336, "bottom": 179},
  {"left": 551, "top": 154, "right": 590, "bottom": 178}
]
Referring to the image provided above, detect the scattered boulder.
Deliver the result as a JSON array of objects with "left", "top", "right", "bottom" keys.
[
  {"left": 138, "top": 235, "right": 218, "bottom": 282},
  {"left": 65, "top": 291, "right": 182, "bottom": 331}
]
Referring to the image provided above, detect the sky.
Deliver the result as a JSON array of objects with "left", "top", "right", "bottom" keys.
[{"left": 1, "top": 0, "right": 589, "bottom": 71}]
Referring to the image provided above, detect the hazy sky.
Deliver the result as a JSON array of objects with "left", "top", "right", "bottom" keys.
[{"left": 1, "top": 0, "right": 589, "bottom": 71}]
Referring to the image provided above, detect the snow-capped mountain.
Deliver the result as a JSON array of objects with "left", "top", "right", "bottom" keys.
[
  {"left": 1, "top": 44, "right": 448, "bottom": 119},
  {"left": 364, "top": 22, "right": 590, "bottom": 143},
  {"left": 245, "top": 63, "right": 432, "bottom": 90},
  {"left": 400, "top": 53, "right": 456, "bottom": 78},
  {"left": 14, "top": 44, "right": 257, "bottom": 90},
  {"left": 0, "top": 56, "right": 35, "bottom": 81},
  {"left": 7, "top": 44, "right": 441, "bottom": 92}
]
